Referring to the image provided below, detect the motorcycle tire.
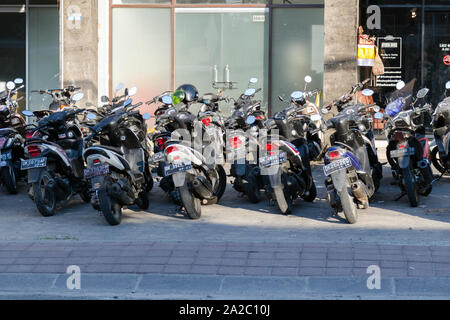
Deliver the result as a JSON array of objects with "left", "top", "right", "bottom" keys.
[
  {"left": 1, "top": 166, "right": 17, "bottom": 194},
  {"left": 32, "top": 169, "right": 56, "bottom": 217},
  {"left": 145, "top": 175, "right": 154, "bottom": 193},
  {"left": 80, "top": 190, "right": 91, "bottom": 203},
  {"left": 339, "top": 188, "right": 358, "bottom": 224},
  {"left": 402, "top": 168, "right": 419, "bottom": 207},
  {"left": 135, "top": 191, "right": 149, "bottom": 210},
  {"left": 431, "top": 147, "right": 447, "bottom": 174},
  {"left": 204, "top": 165, "right": 227, "bottom": 206},
  {"left": 179, "top": 185, "right": 201, "bottom": 220},
  {"left": 98, "top": 188, "right": 122, "bottom": 226},
  {"left": 244, "top": 171, "right": 261, "bottom": 204},
  {"left": 273, "top": 173, "right": 293, "bottom": 215},
  {"left": 301, "top": 179, "right": 317, "bottom": 202}
]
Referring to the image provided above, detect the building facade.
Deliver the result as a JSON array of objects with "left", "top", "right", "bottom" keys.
[{"left": 1, "top": 0, "right": 448, "bottom": 116}]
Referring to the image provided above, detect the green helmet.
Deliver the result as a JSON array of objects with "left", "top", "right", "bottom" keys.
[{"left": 172, "top": 89, "right": 185, "bottom": 105}]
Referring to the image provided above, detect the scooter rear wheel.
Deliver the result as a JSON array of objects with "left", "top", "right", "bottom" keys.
[
  {"left": 98, "top": 188, "right": 122, "bottom": 226},
  {"left": 1, "top": 166, "right": 17, "bottom": 194},
  {"left": 339, "top": 188, "right": 358, "bottom": 224},
  {"left": 402, "top": 168, "right": 419, "bottom": 207},
  {"left": 431, "top": 147, "right": 447, "bottom": 174},
  {"left": 32, "top": 169, "right": 56, "bottom": 217}
]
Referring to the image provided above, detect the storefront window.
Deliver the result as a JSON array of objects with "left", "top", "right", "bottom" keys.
[
  {"left": 174, "top": 8, "right": 269, "bottom": 115},
  {"left": 113, "top": 0, "right": 171, "bottom": 4},
  {"left": 175, "top": 0, "right": 266, "bottom": 3},
  {"left": 271, "top": 0, "right": 323, "bottom": 4},
  {"left": 271, "top": 7, "right": 324, "bottom": 113},
  {"left": 28, "top": 7, "right": 59, "bottom": 111},
  {"left": 112, "top": 8, "right": 172, "bottom": 115}
]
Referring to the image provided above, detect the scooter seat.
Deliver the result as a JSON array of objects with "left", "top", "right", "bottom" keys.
[{"left": 97, "top": 145, "right": 124, "bottom": 155}]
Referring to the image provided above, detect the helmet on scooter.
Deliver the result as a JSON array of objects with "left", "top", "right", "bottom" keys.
[
  {"left": 172, "top": 89, "right": 185, "bottom": 105},
  {"left": 176, "top": 84, "right": 199, "bottom": 103}
]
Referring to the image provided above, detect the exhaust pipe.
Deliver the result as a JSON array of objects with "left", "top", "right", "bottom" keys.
[
  {"left": 109, "top": 183, "right": 134, "bottom": 205},
  {"left": 351, "top": 181, "right": 368, "bottom": 205},
  {"left": 192, "top": 175, "right": 214, "bottom": 200}
]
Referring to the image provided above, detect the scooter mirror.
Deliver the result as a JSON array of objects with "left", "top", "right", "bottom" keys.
[
  {"left": 396, "top": 81, "right": 406, "bottom": 90},
  {"left": 372, "top": 105, "right": 380, "bottom": 113},
  {"left": 278, "top": 96, "right": 284, "bottom": 102},
  {"left": 246, "top": 115, "right": 256, "bottom": 125},
  {"left": 304, "top": 75, "right": 312, "bottom": 83},
  {"left": 446, "top": 81, "right": 450, "bottom": 90},
  {"left": 291, "top": 91, "right": 304, "bottom": 100},
  {"left": 142, "top": 113, "right": 151, "bottom": 120},
  {"left": 101, "top": 95, "right": 109, "bottom": 103},
  {"left": 162, "top": 95, "right": 173, "bottom": 105},
  {"left": 310, "top": 114, "right": 322, "bottom": 122},
  {"left": 374, "top": 112, "right": 383, "bottom": 120},
  {"left": 115, "top": 83, "right": 124, "bottom": 92},
  {"left": 244, "top": 88, "right": 256, "bottom": 96},
  {"left": 249, "top": 78, "right": 258, "bottom": 84},
  {"left": 128, "top": 86, "right": 138, "bottom": 96},
  {"left": 86, "top": 113, "right": 97, "bottom": 120},
  {"left": 6, "top": 81, "right": 15, "bottom": 90},
  {"left": 362, "top": 89, "right": 374, "bottom": 97},
  {"left": 417, "top": 88, "right": 429, "bottom": 99},
  {"left": 72, "top": 92, "right": 84, "bottom": 102},
  {"left": 22, "top": 110, "right": 34, "bottom": 117},
  {"left": 321, "top": 107, "right": 329, "bottom": 115},
  {"left": 14, "top": 78, "right": 23, "bottom": 85}
]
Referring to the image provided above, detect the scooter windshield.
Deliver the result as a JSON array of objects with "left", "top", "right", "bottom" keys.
[{"left": 385, "top": 99, "right": 404, "bottom": 117}]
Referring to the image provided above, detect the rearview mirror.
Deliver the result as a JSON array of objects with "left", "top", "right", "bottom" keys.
[
  {"left": 115, "top": 83, "right": 124, "bottom": 92},
  {"left": 417, "top": 88, "right": 429, "bottom": 99},
  {"left": 374, "top": 112, "right": 383, "bottom": 120},
  {"left": 278, "top": 96, "right": 284, "bottom": 102},
  {"left": 14, "top": 78, "right": 23, "bottom": 85},
  {"left": 72, "top": 92, "right": 84, "bottom": 102},
  {"left": 304, "top": 75, "right": 312, "bottom": 83},
  {"left": 291, "top": 91, "right": 304, "bottom": 100},
  {"left": 249, "top": 78, "right": 258, "bottom": 84},
  {"left": 246, "top": 115, "right": 256, "bottom": 125},
  {"left": 22, "top": 110, "right": 34, "bottom": 117},
  {"left": 142, "top": 113, "right": 151, "bottom": 120},
  {"left": 396, "top": 81, "right": 406, "bottom": 90},
  {"left": 321, "top": 107, "right": 329, "bottom": 115},
  {"left": 101, "top": 95, "right": 109, "bottom": 103},
  {"left": 128, "top": 86, "right": 138, "bottom": 96},
  {"left": 6, "top": 81, "right": 15, "bottom": 90},
  {"left": 244, "top": 88, "right": 256, "bottom": 96},
  {"left": 372, "top": 105, "right": 380, "bottom": 113},
  {"left": 310, "top": 114, "right": 322, "bottom": 122},
  {"left": 362, "top": 89, "right": 374, "bottom": 97}
]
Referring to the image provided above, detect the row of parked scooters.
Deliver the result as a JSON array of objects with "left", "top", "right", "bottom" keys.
[{"left": 0, "top": 77, "right": 449, "bottom": 225}]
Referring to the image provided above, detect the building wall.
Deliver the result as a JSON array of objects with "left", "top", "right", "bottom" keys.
[
  {"left": 61, "top": 0, "right": 98, "bottom": 106},
  {"left": 323, "top": 0, "right": 359, "bottom": 105}
]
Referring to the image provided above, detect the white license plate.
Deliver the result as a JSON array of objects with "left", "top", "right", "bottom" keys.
[
  {"left": 84, "top": 164, "right": 109, "bottom": 179},
  {"left": 164, "top": 161, "right": 192, "bottom": 176},
  {"left": 151, "top": 152, "right": 165, "bottom": 163},
  {"left": 323, "top": 157, "right": 352, "bottom": 176},
  {"left": 390, "top": 147, "right": 414, "bottom": 158},
  {"left": 0, "top": 151, "right": 12, "bottom": 162},
  {"left": 21, "top": 157, "right": 47, "bottom": 170},
  {"left": 259, "top": 152, "right": 287, "bottom": 168}
]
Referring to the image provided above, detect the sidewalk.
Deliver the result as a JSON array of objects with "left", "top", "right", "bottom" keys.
[{"left": 0, "top": 241, "right": 449, "bottom": 299}]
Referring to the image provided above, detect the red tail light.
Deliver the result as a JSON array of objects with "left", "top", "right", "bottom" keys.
[
  {"left": 156, "top": 137, "right": 168, "bottom": 148},
  {"left": 329, "top": 150, "right": 341, "bottom": 159},
  {"left": 26, "top": 145, "right": 41, "bottom": 158},
  {"left": 265, "top": 143, "right": 278, "bottom": 152},
  {"left": 93, "top": 159, "right": 101, "bottom": 164},
  {"left": 399, "top": 144, "right": 406, "bottom": 149},
  {"left": 166, "top": 146, "right": 179, "bottom": 154},
  {"left": 201, "top": 117, "right": 211, "bottom": 127},
  {"left": 229, "top": 136, "right": 243, "bottom": 149}
]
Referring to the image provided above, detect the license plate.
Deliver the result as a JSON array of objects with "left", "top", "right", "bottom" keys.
[
  {"left": 84, "top": 164, "right": 109, "bottom": 179},
  {"left": 151, "top": 152, "right": 165, "bottom": 163},
  {"left": 0, "top": 151, "right": 12, "bottom": 162},
  {"left": 323, "top": 157, "right": 352, "bottom": 176},
  {"left": 164, "top": 161, "right": 192, "bottom": 176},
  {"left": 259, "top": 152, "right": 287, "bottom": 168},
  {"left": 390, "top": 147, "right": 414, "bottom": 158},
  {"left": 21, "top": 157, "right": 47, "bottom": 170}
]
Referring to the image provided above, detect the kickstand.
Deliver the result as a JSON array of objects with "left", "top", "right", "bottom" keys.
[{"left": 394, "top": 192, "right": 406, "bottom": 201}]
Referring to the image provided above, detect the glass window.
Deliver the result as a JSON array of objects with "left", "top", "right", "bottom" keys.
[
  {"left": 0, "top": 12, "right": 25, "bottom": 109},
  {"left": 176, "top": 0, "right": 266, "bottom": 4},
  {"left": 272, "top": 0, "right": 323, "bottom": 5},
  {"left": 28, "top": 7, "right": 59, "bottom": 112},
  {"left": 271, "top": 8, "right": 324, "bottom": 113},
  {"left": 112, "top": 8, "right": 172, "bottom": 115},
  {"left": 174, "top": 9, "right": 269, "bottom": 115}
]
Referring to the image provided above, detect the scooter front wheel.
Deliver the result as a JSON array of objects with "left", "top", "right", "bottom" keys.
[
  {"left": 1, "top": 165, "right": 17, "bottom": 194},
  {"left": 179, "top": 185, "right": 202, "bottom": 219},
  {"left": 339, "top": 189, "right": 358, "bottom": 224},
  {"left": 32, "top": 169, "right": 56, "bottom": 217},
  {"left": 98, "top": 188, "right": 122, "bottom": 226},
  {"left": 273, "top": 185, "right": 292, "bottom": 215}
]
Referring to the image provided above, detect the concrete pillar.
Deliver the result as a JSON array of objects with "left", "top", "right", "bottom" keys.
[
  {"left": 323, "top": 0, "right": 359, "bottom": 105},
  {"left": 61, "top": 0, "right": 98, "bottom": 106}
]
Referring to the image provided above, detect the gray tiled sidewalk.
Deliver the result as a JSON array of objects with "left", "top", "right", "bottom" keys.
[{"left": 0, "top": 241, "right": 449, "bottom": 277}]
